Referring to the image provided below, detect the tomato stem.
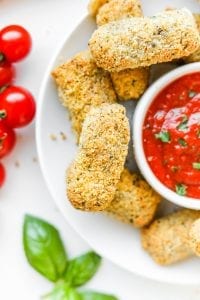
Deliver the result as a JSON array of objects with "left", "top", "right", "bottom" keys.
[{"left": 0, "top": 85, "right": 8, "bottom": 93}]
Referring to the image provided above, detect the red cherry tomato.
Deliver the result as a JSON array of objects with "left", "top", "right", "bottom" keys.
[
  {"left": 0, "top": 60, "right": 15, "bottom": 87},
  {"left": 0, "top": 163, "right": 5, "bottom": 187},
  {"left": 0, "top": 121, "right": 16, "bottom": 158},
  {"left": 0, "top": 25, "right": 32, "bottom": 62},
  {"left": 0, "top": 86, "right": 36, "bottom": 128}
]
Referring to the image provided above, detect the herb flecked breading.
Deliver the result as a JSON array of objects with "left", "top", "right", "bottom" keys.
[
  {"left": 107, "top": 169, "right": 161, "bottom": 228},
  {"left": 111, "top": 67, "right": 149, "bottom": 101},
  {"left": 67, "top": 104, "right": 130, "bottom": 211},
  {"left": 95, "top": 0, "right": 149, "bottom": 101},
  {"left": 89, "top": 9, "right": 200, "bottom": 72},
  {"left": 184, "top": 14, "right": 200, "bottom": 63},
  {"left": 142, "top": 209, "right": 200, "bottom": 265},
  {"left": 88, "top": 0, "right": 109, "bottom": 17},
  {"left": 52, "top": 50, "right": 117, "bottom": 139},
  {"left": 96, "top": 0, "right": 142, "bottom": 26},
  {"left": 189, "top": 219, "right": 200, "bottom": 256}
]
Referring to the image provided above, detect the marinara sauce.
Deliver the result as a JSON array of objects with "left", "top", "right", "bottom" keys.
[{"left": 143, "top": 72, "right": 200, "bottom": 199}]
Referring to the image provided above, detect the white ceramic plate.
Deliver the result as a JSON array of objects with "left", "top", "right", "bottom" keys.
[{"left": 36, "top": 0, "right": 200, "bottom": 285}]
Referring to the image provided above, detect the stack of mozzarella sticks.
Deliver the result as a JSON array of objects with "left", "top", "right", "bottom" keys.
[{"left": 52, "top": 0, "right": 200, "bottom": 265}]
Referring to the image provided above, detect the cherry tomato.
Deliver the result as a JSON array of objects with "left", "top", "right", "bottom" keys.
[
  {"left": 0, "top": 86, "right": 36, "bottom": 128},
  {"left": 0, "top": 60, "right": 15, "bottom": 87},
  {"left": 0, "top": 25, "right": 32, "bottom": 62},
  {"left": 0, "top": 163, "right": 5, "bottom": 187},
  {"left": 0, "top": 121, "right": 16, "bottom": 158}
]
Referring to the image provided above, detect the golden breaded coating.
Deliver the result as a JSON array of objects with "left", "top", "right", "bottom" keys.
[
  {"left": 142, "top": 209, "right": 200, "bottom": 265},
  {"left": 89, "top": 9, "right": 200, "bottom": 72},
  {"left": 88, "top": 0, "right": 109, "bottom": 17},
  {"left": 107, "top": 169, "right": 161, "bottom": 227},
  {"left": 189, "top": 219, "right": 200, "bottom": 256},
  {"left": 111, "top": 68, "right": 149, "bottom": 100},
  {"left": 67, "top": 104, "right": 130, "bottom": 212},
  {"left": 96, "top": 0, "right": 148, "bottom": 100},
  {"left": 52, "top": 50, "right": 116, "bottom": 139},
  {"left": 96, "top": 0, "right": 142, "bottom": 26},
  {"left": 184, "top": 14, "right": 200, "bottom": 63}
]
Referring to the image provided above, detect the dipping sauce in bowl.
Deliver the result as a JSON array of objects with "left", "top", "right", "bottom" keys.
[{"left": 143, "top": 72, "right": 200, "bottom": 199}]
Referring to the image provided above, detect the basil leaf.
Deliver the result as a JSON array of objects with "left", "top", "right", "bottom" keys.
[
  {"left": 65, "top": 251, "right": 101, "bottom": 287},
  {"left": 23, "top": 215, "right": 67, "bottom": 282},
  {"left": 43, "top": 285, "right": 80, "bottom": 300},
  {"left": 177, "top": 116, "right": 188, "bottom": 131},
  {"left": 79, "top": 291, "right": 118, "bottom": 300},
  {"left": 175, "top": 184, "right": 187, "bottom": 196},
  {"left": 193, "top": 162, "right": 200, "bottom": 170},
  {"left": 155, "top": 131, "right": 170, "bottom": 143},
  {"left": 178, "top": 138, "right": 187, "bottom": 147}
]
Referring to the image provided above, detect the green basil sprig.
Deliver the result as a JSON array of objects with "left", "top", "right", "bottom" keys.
[
  {"left": 65, "top": 251, "right": 101, "bottom": 287},
  {"left": 43, "top": 286, "right": 117, "bottom": 300},
  {"left": 23, "top": 215, "right": 118, "bottom": 300},
  {"left": 79, "top": 291, "right": 118, "bottom": 300},
  {"left": 23, "top": 215, "right": 67, "bottom": 282},
  {"left": 42, "top": 284, "right": 80, "bottom": 300}
]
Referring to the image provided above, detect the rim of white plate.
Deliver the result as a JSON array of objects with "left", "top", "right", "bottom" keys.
[{"left": 36, "top": 15, "right": 200, "bottom": 286}]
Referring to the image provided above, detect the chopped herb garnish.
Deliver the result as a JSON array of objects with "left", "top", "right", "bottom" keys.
[
  {"left": 197, "top": 129, "right": 200, "bottom": 138},
  {"left": 175, "top": 184, "right": 187, "bottom": 196},
  {"left": 177, "top": 115, "right": 188, "bottom": 131},
  {"left": 193, "top": 162, "right": 200, "bottom": 170},
  {"left": 178, "top": 138, "right": 187, "bottom": 147},
  {"left": 171, "top": 166, "right": 179, "bottom": 172},
  {"left": 188, "top": 90, "right": 197, "bottom": 98},
  {"left": 163, "top": 159, "right": 168, "bottom": 166},
  {"left": 0, "top": 109, "right": 6, "bottom": 119},
  {"left": 155, "top": 131, "right": 170, "bottom": 143}
]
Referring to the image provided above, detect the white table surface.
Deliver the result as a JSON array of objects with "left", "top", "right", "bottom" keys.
[{"left": 1, "top": 0, "right": 200, "bottom": 299}]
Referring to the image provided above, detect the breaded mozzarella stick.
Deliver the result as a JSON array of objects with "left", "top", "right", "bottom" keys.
[
  {"left": 89, "top": 9, "right": 200, "bottom": 72},
  {"left": 110, "top": 68, "right": 149, "bottom": 101},
  {"left": 189, "top": 219, "right": 200, "bottom": 256},
  {"left": 142, "top": 209, "right": 200, "bottom": 265},
  {"left": 184, "top": 14, "right": 200, "bottom": 62},
  {"left": 67, "top": 104, "right": 130, "bottom": 212},
  {"left": 96, "top": 0, "right": 149, "bottom": 101},
  {"left": 52, "top": 51, "right": 116, "bottom": 139},
  {"left": 107, "top": 169, "right": 161, "bottom": 228},
  {"left": 96, "top": 0, "right": 142, "bottom": 26},
  {"left": 88, "top": 0, "right": 108, "bottom": 17}
]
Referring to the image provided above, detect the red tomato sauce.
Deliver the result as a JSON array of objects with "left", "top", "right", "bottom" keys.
[{"left": 143, "top": 72, "right": 200, "bottom": 199}]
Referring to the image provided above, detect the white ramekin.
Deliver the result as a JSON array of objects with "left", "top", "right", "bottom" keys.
[{"left": 133, "top": 62, "right": 200, "bottom": 210}]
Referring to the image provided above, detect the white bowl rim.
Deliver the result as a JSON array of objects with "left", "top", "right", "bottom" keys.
[{"left": 133, "top": 62, "right": 200, "bottom": 210}]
